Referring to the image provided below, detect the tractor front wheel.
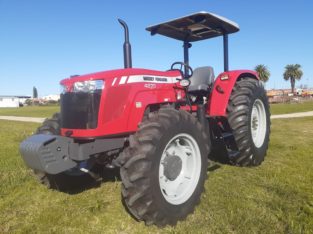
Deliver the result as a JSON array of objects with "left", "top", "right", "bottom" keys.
[
  {"left": 120, "top": 108, "right": 210, "bottom": 226},
  {"left": 227, "top": 77, "right": 270, "bottom": 166}
]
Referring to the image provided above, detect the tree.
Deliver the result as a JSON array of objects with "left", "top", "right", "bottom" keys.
[
  {"left": 283, "top": 64, "right": 303, "bottom": 93},
  {"left": 255, "top": 64, "right": 270, "bottom": 83},
  {"left": 33, "top": 86, "right": 38, "bottom": 99}
]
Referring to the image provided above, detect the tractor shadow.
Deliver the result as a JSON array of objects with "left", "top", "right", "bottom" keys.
[
  {"left": 207, "top": 147, "right": 233, "bottom": 172},
  {"left": 63, "top": 167, "right": 121, "bottom": 195},
  {"left": 63, "top": 151, "right": 227, "bottom": 195},
  {"left": 207, "top": 163, "right": 221, "bottom": 172},
  {"left": 208, "top": 144, "right": 232, "bottom": 163}
]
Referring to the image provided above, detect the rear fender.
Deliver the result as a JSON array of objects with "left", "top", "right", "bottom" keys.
[{"left": 208, "top": 70, "right": 258, "bottom": 116}]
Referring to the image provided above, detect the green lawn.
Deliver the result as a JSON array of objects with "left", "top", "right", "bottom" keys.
[
  {"left": 0, "top": 118, "right": 312, "bottom": 233},
  {"left": 270, "top": 100, "right": 313, "bottom": 115},
  {"left": 0, "top": 100, "right": 313, "bottom": 118},
  {"left": 0, "top": 106, "right": 59, "bottom": 118}
]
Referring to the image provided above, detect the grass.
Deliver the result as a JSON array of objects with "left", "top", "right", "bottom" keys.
[
  {"left": 0, "top": 118, "right": 313, "bottom": 233},
  {"left": 0, "top": 106, "right": 59, "bottom": 118},
  {"left": 0, "top": 99, "right": 312, "bottom": 118},
  {"left": 270, "top": 100, "right": 313, "bottom": 115}
]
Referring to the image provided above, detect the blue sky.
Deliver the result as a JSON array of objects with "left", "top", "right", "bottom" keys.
[{"left": 0, "top": 0, "right": 312, "bottom": 96}]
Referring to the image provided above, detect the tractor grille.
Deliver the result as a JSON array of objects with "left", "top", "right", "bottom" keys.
[{"left": 60, "top": 91, "right": 101, "bottom": 129}]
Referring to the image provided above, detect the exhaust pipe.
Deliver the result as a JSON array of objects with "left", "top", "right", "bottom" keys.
[{"left": 118, "top": 19, "right": 132, "bottom": 68}]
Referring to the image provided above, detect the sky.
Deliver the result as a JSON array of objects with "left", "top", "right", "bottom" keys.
[{"left": 0, "top": 0, "right": 312, "bottom": 96}]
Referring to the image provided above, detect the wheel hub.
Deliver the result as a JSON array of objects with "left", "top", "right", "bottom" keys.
[
  {"left": 251, "top": 99, "right": 267, "bottom": 148},
  {"left": 163, "top": 154, "right": 182, "bottom": 181},
  {"left": 159, "top": 133, "right": 201, "bottom": 205},
  {"left": 252, "top": 116, "right": 258, "bottom": 130}
]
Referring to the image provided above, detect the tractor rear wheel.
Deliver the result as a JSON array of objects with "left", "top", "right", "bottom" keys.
[
  {"left": 119, "top": 108, "right": 210, "bottom": 226},
  {"left": 227, "top": 77, "right": 270, "bottom": 166},
  {"left": 33, "top": 113, "right": 95, "bottom": 191}
]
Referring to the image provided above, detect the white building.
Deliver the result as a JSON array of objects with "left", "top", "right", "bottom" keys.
[
  {"left": 42, "top": 94, "right": 60, "bottom": 101},
  {"left": 0, "top": 96, "right": 20, "bottom": 108},
  {"left": 0, "top": 95, "right": 31, "bottom": 107},
  {"left": 18, "top": 96, "right": 31, "bottom": 105}
]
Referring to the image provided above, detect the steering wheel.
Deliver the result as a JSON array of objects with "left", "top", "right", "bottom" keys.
[{"left": 170, "top": 62, "right": 193, "bottom": 79}]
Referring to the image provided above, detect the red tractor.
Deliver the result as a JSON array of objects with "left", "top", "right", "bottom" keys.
[{"left": 20, "top": 12, "right": 270, "bottom": 226}]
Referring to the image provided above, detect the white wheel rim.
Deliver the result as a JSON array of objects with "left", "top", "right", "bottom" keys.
[
  {"left": 251, "top": 99, "right": 267, "bottom": 148},
  {"left": 159, "top": 133, "right": 201, "bottom": 205}
]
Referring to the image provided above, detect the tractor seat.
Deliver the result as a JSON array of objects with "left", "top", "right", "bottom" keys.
[{"left": 188, "top": 66, "right": 215, "bottom": 96}]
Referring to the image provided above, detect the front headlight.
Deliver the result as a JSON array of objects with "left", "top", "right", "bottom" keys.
[{"left": 73, "top": 80, "right": 104, "bottom": 93}]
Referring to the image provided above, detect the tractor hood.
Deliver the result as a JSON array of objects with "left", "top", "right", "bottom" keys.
[
  {"left": 58, "top": 68, "right": 182, "bottom": 137},
  {"left": 60, "top": 68, "right": 181, "bottom": 89}
]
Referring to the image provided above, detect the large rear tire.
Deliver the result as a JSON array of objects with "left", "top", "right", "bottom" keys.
[
  {"left": 227, "top": 77, "right": 270, "bottom": 166},
  {"left": 119, "top": 108, "right": 210, "bottom": 226},
  {"left": 34, "top": 113, "right": 95, "bottom": 191}
]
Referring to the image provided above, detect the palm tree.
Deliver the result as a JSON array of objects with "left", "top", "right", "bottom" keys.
[
  {"left": 255, "top": 64, "right": 270, "bottom": 83},
  {"left": 283, "top": 64, "right": 303, "bottom": 93}
]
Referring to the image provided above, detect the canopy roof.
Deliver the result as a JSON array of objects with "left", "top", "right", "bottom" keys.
[{"left": 146, "top": 11, "right": 239, "bottom": 42}]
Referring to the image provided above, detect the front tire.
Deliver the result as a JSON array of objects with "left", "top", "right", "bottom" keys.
[
  {"left": 120, "top": 108, "right": 210, "bottom": 226},
  {"left": 227, "top": 77, "right": 270, "bottom": 166}
]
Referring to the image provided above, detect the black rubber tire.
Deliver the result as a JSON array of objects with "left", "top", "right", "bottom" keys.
[
  {"left": 227, "top": 77, "right": 270, "bottom": 166},
  {"left": 34, "top": 113, "right": 94, "bottom": 192},
  {"left": 119, "top": 108, "right": 210, "bottom": 226}
]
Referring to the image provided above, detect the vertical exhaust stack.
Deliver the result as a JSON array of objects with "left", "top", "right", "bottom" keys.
[{"left": 118, "top": 19, "right": 132, "bottom": 68}]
